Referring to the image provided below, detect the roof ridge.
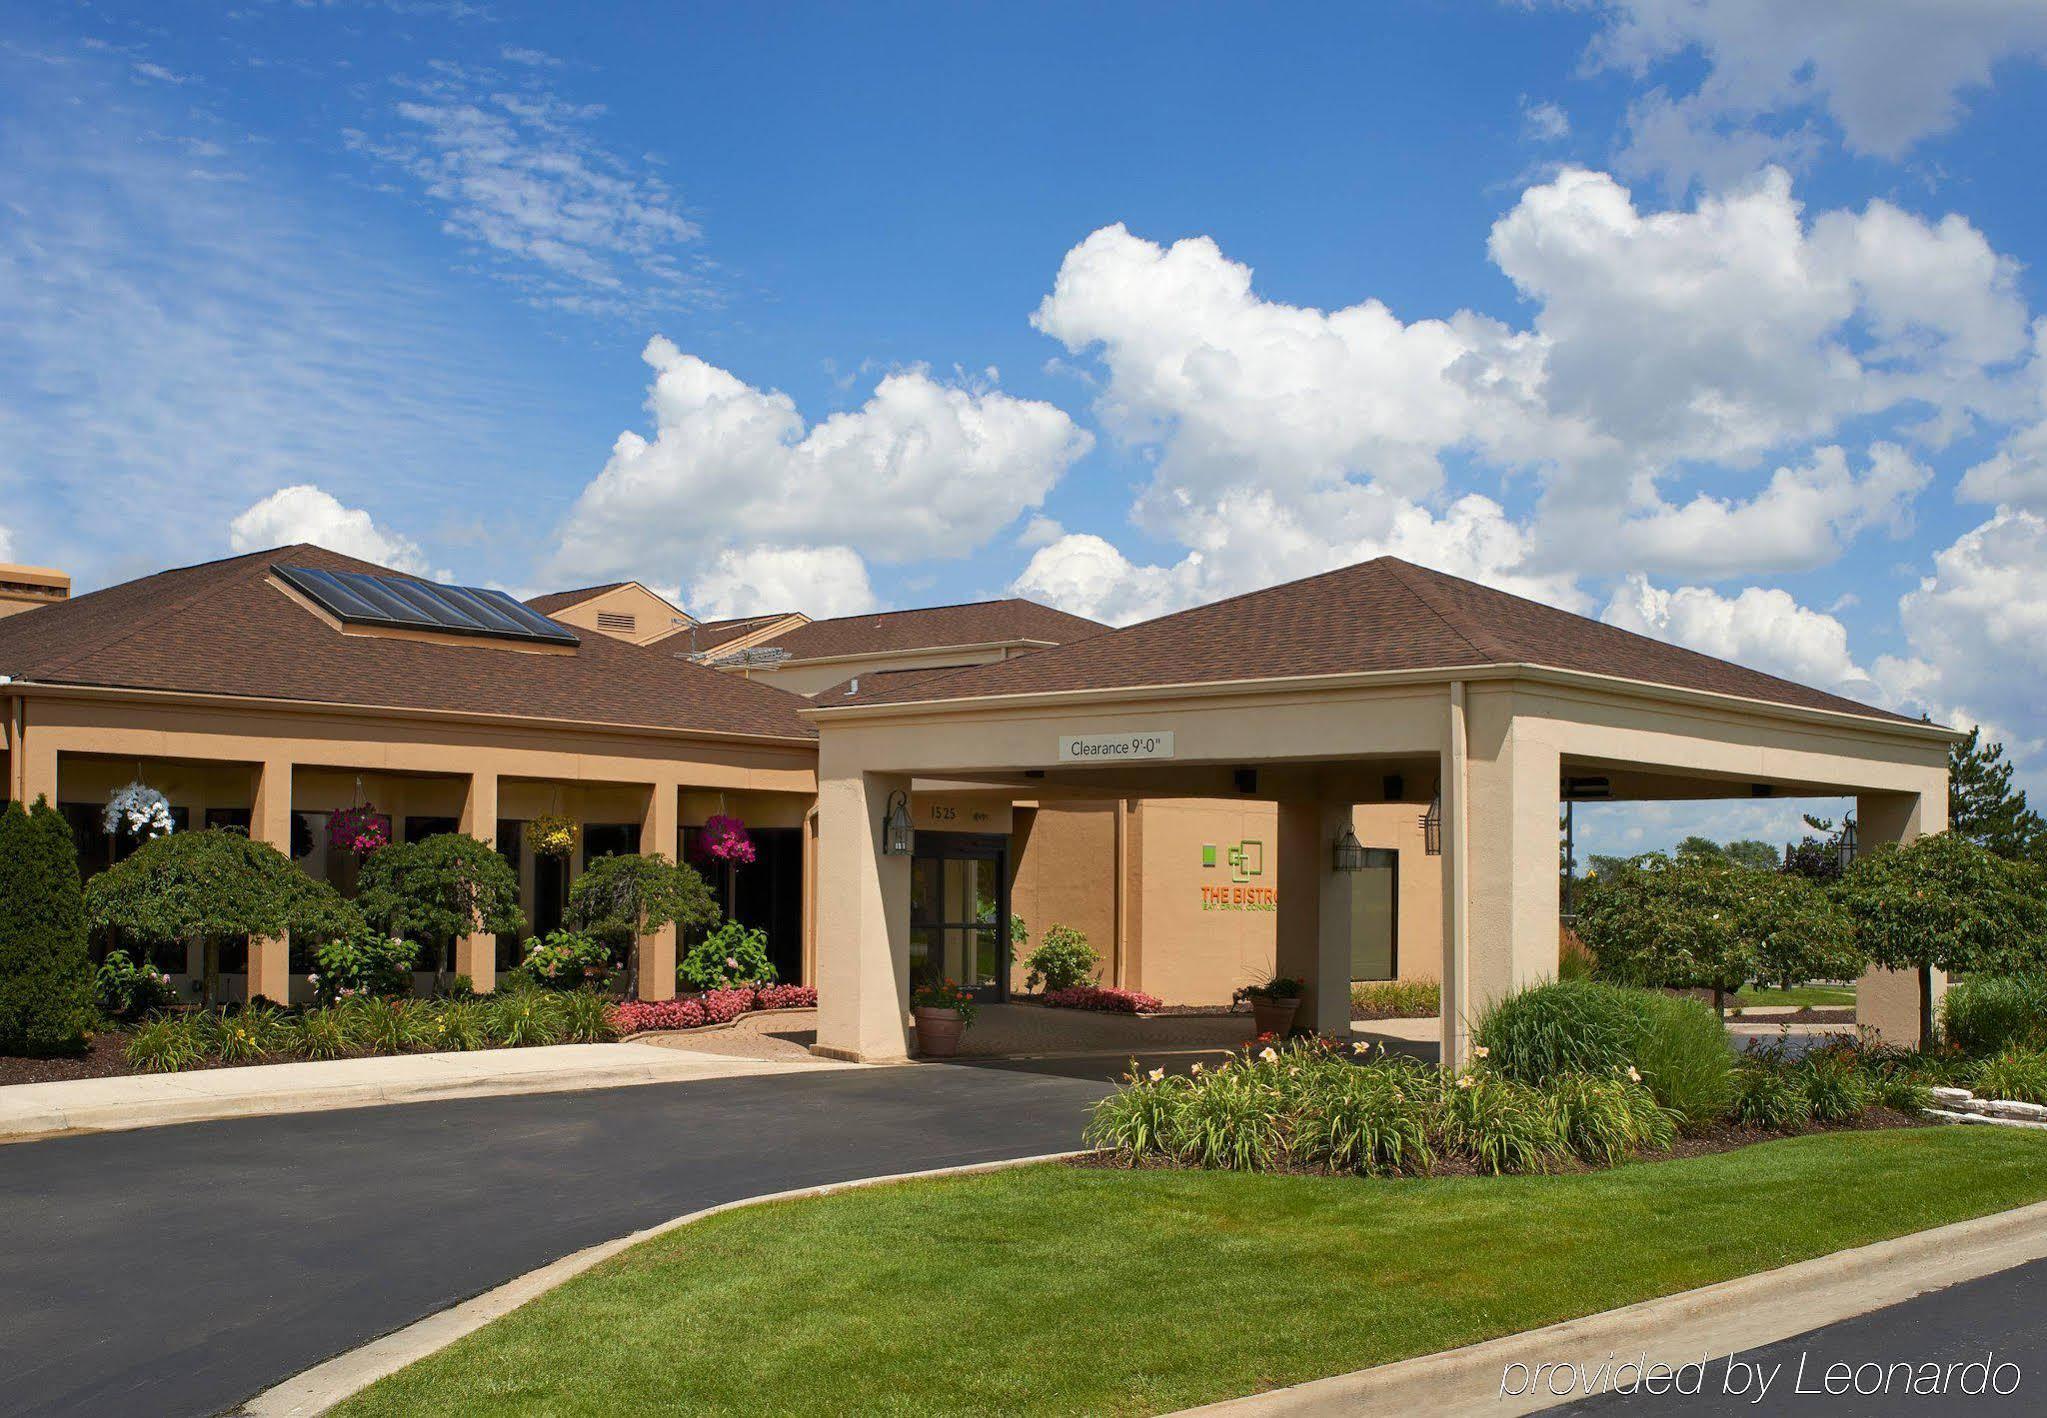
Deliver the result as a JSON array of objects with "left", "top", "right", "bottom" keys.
[
  {"left": 31, "top": 546, "right": 291, "bottom": 683},
  {"left": 801, "top": 595, "right": 1091, "bottom": 627},
  {"left": 1374, "top": 558, "right": 1513, "bottom": 662}
]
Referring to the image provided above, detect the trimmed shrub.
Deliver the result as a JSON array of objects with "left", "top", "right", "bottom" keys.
[
  {"left": 0, "top": 798, "right": 96, "bottom": 1054},
  {"left": 1973, "top": 1046, "right": 2047, "bottom": 1105},
  {"left": 1349, "top": 979, "right": 1440, "bottom": 1018},
  {"left": 514, "top": 929, "right": 614, "bottom": 991},
  {"left": 680, "top": 921, "right": 777, "bottom": 991},
  {"left": 1023, "top": 925, "right": 1100, "bottom": 993},
  {"left": 1629, "top": 991, "right": 1735, "bottom": 1127},
  {"left": 1042, "top": 985, "right": 1163, "bottom": 1014},
  {"left": 1941, "top": 974, "right": 2047, "bottom": 1055}
]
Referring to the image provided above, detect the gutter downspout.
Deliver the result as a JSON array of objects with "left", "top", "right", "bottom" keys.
[
  {"left": 5, "top": 688, "right": 21, "bottom": 805},
  {"left": 1444, "top": 681, "right": 1471, "bottom": 1070}
]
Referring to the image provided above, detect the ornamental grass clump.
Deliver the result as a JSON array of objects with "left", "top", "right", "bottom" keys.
[
  {"left": 1440, "top": 1070, "right": 1565, "bottom": 1175},
  {"left": 487, "top": 990, "right": 568, "bottom": 1048},
  {"left": 1348, "top": 979, "right": 1440, "bottom": 1018},
  {"left": 1292, "top": 1054, "right": 1439, "bottom": 1177},
  {"left": 1797, "top": 1050, "right": 1875, "bottom": 1122},
  {"left": 1473, "top": 978, "right": 1640, "bottom": 1082},
  {"left": 1730, "top": 1064, "right": 1813, "bottom": 1132},
  {"left": 1972, "top": 1046, "right": 2047, "bottom": 1105},
  {"left": 1171, "top": 1058, "right": 1289, "bottom": 1171},
  {"left": 289, "top": 1007, "right": 353, "bottom": 1061},
  {"left": 1628, "top": 991, "right": 1734, "bottom": 1127},
  {"left": 199, "top": 1004, "right": 292, "bottom": 1065},
  {"left": 1084, "top": 1066, "right": 1191, "bottom": 1159},
  {"left": 1941, "top": 974, "right": 2047, "bottom": 1055},
  {"left": 554, "top": 990, "right": 617, "bottom": 1044},
  {"left": 1548, "top": 1072, "right": 1675, "bottom": 1167},
  {"left": 125, "top": 1014, "right": 205, "bottom": 1073}
]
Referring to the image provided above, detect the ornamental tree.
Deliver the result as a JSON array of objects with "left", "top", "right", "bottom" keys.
[
  {"left": 355, "top": 833, "right": 524, "bottom": 995},
  {"left": 1576, "top": 853, "right": 1859, "bottom": 1017},
  {"left": 566, "top": 852, "right": 719, "bottom": 998},
  {"left": 1839, "top": 830, "right": 2047, "bottom": 1048},
  {"left": 0, "top": 797, "right": 96, "bottom": 1054},
  {"left": 85, "top": 828, "right": 361, "bottom": 1006}
]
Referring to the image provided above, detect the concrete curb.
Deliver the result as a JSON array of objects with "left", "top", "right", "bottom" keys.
[
  {"left": 1178, "top": 1197, "right": 2047, "bottom": 1416},
  {"left": 237, "top": 1149, "right": 1089, "bottom": 1417},
  {"left": 0, "top": 1044, "right": 848, "bottom": 1145}
]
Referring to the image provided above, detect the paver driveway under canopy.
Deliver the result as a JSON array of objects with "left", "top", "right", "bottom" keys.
[{"left": 804, "top": 556, "right": 1959, "bottom": 1066}]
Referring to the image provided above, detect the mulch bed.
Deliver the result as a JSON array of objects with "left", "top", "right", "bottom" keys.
[
  {"left": 0, "top": 1034, "right": 139, "bottom": 1087},
  {"left": 1069, "top": 1107, "right": 1934, "bottom": 1179}
]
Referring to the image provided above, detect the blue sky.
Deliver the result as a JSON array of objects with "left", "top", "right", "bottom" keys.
[{"left": 5, "top": 1, "right": 2047, "bottom": 855}]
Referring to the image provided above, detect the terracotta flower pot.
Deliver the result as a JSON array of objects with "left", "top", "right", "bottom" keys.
[
  {"left": 1250, "top": 996, "right": 1300, "bottom": 1037},
  {"left": 913, "top": 1006, "right": 966, "bottom": 1058}
]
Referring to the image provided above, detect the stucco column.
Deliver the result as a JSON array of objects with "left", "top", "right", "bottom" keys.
[
  {"left": 813, "top": 765, "right": 912, "bottom": 1062},
  {"left": 457, "top": 768, "right": 499, "bottom": 993},
  {"left": 1855, "top": 783, "right": 1949, "bottom": 1045},
  {"left": 637, "top": 783, "right": 678, "bottom": 1001},
  {"left": 1453, "top": 692, "right": 1560, "bottom": 1067},
  {"left": 15, "top": 714, "right": 56, "bottom": 807},
  {"left": 1275, "top": 799, "right": 1354, "bottom": 1036},
  {"left": 249, "top": 759, "right": 293, "bottom": 1005}
]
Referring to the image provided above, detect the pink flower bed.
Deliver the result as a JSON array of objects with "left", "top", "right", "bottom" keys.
[
  {"left": 608, "top": 984, "right": 818, "bottom": 1036},
  {"left": 1042, "top": 985, "right": 1164, "bottom": 1014}
]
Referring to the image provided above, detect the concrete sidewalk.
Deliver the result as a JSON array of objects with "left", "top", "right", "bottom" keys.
[{"left": 0, "top": 1042, "right": 852, "bottom": 1143}]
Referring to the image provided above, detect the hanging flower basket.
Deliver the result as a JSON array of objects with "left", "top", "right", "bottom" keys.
[
  {"left": 699, "top": 813, "right": 756, "bottom": 866},
  {"left": 328, "top": 804, "right": 391, "bottom": 857},
  {"left": 104, "top": 782, "right": 175, "bottom": 840},
  {"left": 524, "top": 813, "right": 580, "bottom": 859}
]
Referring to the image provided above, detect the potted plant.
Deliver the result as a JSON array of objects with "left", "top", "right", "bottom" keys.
[
  {"left": 1235, "top": 974, "right": 1305, "bottom": 1036},
  {"left": 911, "top": 978, "right": 977, "bottom": 1058},
  {"left": 523, "top": 813, "right": 580, "bottom": 859}
]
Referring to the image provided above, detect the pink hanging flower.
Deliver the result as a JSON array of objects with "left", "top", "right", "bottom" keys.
[
  {"left": 328, "top": 805, "right": 390, "bottom": 857},
  {"left": 699, "top": 814, "right": 756, "bottom": 866}
]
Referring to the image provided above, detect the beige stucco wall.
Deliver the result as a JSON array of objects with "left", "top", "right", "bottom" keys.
[
  {"left": 1008, "top": 800, "right": 1122, "bottom": 991},
  {"left": 547, "top": 583, "right": 694, "bottom": 646}
]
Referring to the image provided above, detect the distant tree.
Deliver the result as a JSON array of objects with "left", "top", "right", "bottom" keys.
[
  {"left": 1839, "top": 832, "right": 2047, "bottom": 1049},
  {"left": 1674, "top": 835, "right": 1724, "bottom": 861},
  {"left": 566, "top": 853, "right": 719, "bottom": 998},
  {"left": 85, "top": 829, "right": 360, "bottom": 1006},
  {"left": 1722, "top": 839, "right": 1780, "bottom": 871},
  {"left": 0, "top": 798, "right": 95, "bottom": 1054},
  {"left": 1577, "top": 853, "right": 1860, "bottom": 1017},
  {"left": 356, "top": 833, "right": 525, "bottom": 995},
  {"left": 1949, "top": 726, "right": 2044, "bottom": 860}
]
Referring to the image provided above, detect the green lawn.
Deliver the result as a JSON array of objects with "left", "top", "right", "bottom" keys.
[
  {"left": 337, "top": 1128, "right": 2047, "bottom": 1418},
  {"left": 1730, "top": 984, "right": 1857, "bottom": 1010}
]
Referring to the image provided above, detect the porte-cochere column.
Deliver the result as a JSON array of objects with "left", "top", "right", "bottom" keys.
[{"left": 813, "top": 764, "right": 913, "bottom": 1062}]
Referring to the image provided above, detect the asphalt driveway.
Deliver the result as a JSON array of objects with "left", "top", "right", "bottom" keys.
[{"left": 0, "top": 1060, "right": 1116, "bottom": 1418}]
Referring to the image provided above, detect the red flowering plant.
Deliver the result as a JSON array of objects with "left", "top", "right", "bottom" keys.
[
  {"left": 1043, "top": 985, "right": 1164, "bottom": 1015},
  {"left": 610, "top": 998, "right": 708, "bottom": 1034},
  {"left": 753, "top": 983, "right": 817, "bottom": 1010},
  {"left": 911, "top": 978, "right": 977, "bottom": 1027},
  {"left": 327, "top": 805, "right": 391, "bottom": 857},
  {"left": 698, "top": 814, "right": 756, "bottom": 866}
]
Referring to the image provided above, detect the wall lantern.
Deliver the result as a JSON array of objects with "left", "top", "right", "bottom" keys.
[
  {"left": 1836, "top": 814, "right": 1859, "bottom": 873},
  {"left": 881, "top": 790, "right": 915, "bottom": 856},
  {"left": 1420, "top": 791, "right": 1442, "bottom": 857},
  {"left": 1332, "top": 825, "right": 1367, "bottom": 873}
]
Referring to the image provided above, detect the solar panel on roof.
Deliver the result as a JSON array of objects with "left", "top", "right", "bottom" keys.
[{"left": 273, "top": 564, "right": 580, "bottom": 647}]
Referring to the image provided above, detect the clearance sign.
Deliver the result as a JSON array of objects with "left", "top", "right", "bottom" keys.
[{"left": 1200, "top": 839, "right": 1278, "bottom": 912}]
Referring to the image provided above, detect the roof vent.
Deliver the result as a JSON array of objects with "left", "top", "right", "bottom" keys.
[
  {"left": 846, "top": 677, "right": 859, "bottom": 696},
  {"left": 595, "top": 611, "right": 637, "bottom": 633}
]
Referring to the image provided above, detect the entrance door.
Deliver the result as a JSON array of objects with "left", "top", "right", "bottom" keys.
[{"left": 908, "top": 833, "right": 1009, "bottom": 1001}]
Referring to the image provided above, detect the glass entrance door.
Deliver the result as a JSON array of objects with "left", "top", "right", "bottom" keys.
[{"left": 908, "top": 834, "right": 1009, "bottom": 1001}]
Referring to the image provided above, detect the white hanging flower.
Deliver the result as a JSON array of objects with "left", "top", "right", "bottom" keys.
[{"left": 104, "top": 782, "right": 175, "bottom": 839}]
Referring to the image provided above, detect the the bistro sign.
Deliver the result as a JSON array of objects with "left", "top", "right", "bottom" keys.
[{"left": 1057, "top": 731, "right": 1176, "bottom": 763}]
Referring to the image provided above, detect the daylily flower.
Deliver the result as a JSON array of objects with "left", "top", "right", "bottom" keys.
[
  {"left": 1456, "top": 1074, "right": 1476, "bottom": 1090},
  {"left": 1473, "top": 1045, "right": 1490, "bottom": 1059},
  {"left": 1627, "top": 1065, "right": 1642, "bottom": 1083},
  {"left": 1259, "top": 1046, "right": 1278, "bottom": 1062},
  {"left": 1147, "top": 1068, "right": 1164, "bottom": 1082}
]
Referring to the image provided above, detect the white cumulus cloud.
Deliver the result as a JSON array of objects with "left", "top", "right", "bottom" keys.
[
  {"left": 1600, "top": 574, "right": 1880, "bottom": 703},
  {"left": 686, "top": 545, "right": 879, "bottom": 621},
  {"left": 552, "top": 337, "right": 1091, "bottom": 598},
  {"left": 229, "top": 485, "right": 432, "bottom": 576}
]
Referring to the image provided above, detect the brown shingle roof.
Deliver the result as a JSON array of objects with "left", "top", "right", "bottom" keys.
[
  {"left": 831, "top": 557, "right": 1913, "bottom": 724},
  {"left": 0, "top": 546, "right": 816, "bottom": 741},
  {"left": 524, "top": 582, "right": 628, "bottom": 615},
  {"left": 752, "top": 599, "right": 1107, "bottom": 662}
]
